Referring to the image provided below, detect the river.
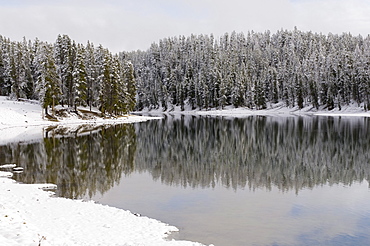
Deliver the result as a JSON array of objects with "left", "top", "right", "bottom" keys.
[{"left": 1, "top": 115, "right": 370, "bottom": 246}]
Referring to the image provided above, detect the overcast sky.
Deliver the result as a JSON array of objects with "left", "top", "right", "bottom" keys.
[{"left": 1, "top": 0, "right": 370, "bottom": 53}]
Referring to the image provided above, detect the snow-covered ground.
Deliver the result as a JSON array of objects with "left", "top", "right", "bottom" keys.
[
  {"left": 0, "top": 96, "right": 161, "bottom": 145},
  {"left": 0, "top": 96, "right": 162, "bottom": 129},
  {"left": 138, "top": 102, "right": 370, "bottom": 118},
  {"left": 0, "top": 97, "right": 205, "bottom": 246},
  {"left": 0, "top": 170, "right": 204, "bottom": 246}
]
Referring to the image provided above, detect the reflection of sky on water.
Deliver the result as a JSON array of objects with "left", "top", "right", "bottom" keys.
[
  {"left": 91, "top": 172, "right": 370, "bottom": 246},
  {"left": 288, "top": 204, "right": 306, "bottom": 217},
  {"left": 163, "top": 192, "right": 211, "bottom": 212}
]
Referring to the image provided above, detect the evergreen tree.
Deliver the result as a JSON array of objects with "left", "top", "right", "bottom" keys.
[
  {"left": 121, "top": 60, "right": 136, "bottom": 112},
  {"left": 99, "top": 50, "right": 126, "bottom": 115},
  {"left": 55, "top": 34, "right": 75, "bottom": 107},
  {"left": 295, "top": 74, "right": 304, "bottom": 109},
  {"left": 85, "top": 41, "right": 98, "bottom": 110},
  {"left": 8, "top": 42, "right": 19, "bottom": 99},
  {"left": 99, "top": 49, "right": 112, "bottom": 114},
  {"left": 21, "top": 37, "right": 36, "bottom": 99},
  {"left": 73, "top": 44, "right": 88, "bottom": 109},
  {"left": 0, "top": 35, "right": 5, "bottom": 95},
  {"left": 35, "top": 43, "right": 61, "bottom": 115},
  {"left": 1, "top": 38, "right": 13, "bottom": 96}
]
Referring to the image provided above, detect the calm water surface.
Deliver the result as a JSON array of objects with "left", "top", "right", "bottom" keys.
[{"left": 1, "top": 115, "right": 370, "bottom": 246}]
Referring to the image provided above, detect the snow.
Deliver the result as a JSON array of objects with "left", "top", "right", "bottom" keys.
[
  {"left": 0, "top": 96, "right": 161, "bottom": 130},
  {"left": 0, "top": 164, "right": 17, "bottom": 169},
  {"left": 12, "top": 167, "right": 24, "bottom": 172},
  {"left": 0, "top": 96, "right": 205, "bottom": 246},
  {"left": 0, "top": 171, "right": 13, "bottom": 178},
  {"left": 0, "top": 174, "right": 204, "bottom": 246},
  {"left": 138, "top": 102, "right": 370, "bottom": 118},
  {"left": 0, "top": 96, "right": 161, "bottom": 145}
]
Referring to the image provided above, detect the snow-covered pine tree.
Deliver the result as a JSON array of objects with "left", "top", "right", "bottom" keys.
[
  {"left": 98, "top": 48, "right": 112, "bottom": 115},
  {"left": 21, "top": 37, "right": 36, "bottom": 99},
  {"left": 1, "top": 38, "right": 14, "bottom": 97},
  {"left": 0, "top": 35, "right": 5, "bottom": 96},
  {"left": 8, "top": 41, "right": 19, "bottom": 99},
  {"left": 34, "top": 43, "right": 61, "bottom": 115},
  {"left": 9, "top": 40, "right": 34, "bottom": 100},
  {"left": 99, "top": 50, "right": 126, "bottom": 115},
  {"left": 54, "top": 34, "right": 75, "bottom": 107},
  {"left": 121, "top": 59, "right": 136, "bottom": 113},
  {"left": 111, "top": 54, "right": 125, "bottom": 115},
  {"left": 72, "top": 44, "right": 88, "bottom": 110},
  {"left": 85, "top": 41, "right": 98, "bottom": 111}
]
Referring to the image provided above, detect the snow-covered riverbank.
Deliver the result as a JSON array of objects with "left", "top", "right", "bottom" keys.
[
  {"left": 0, "top": 96, "right": 161, "bottom": 130},
  {"left": 0, "top": 97, "right": 205, "bottom": 246},
  {"left": 0, "top": 96, "right": 161, "bottom": 145},
  {"left": 0, "top": 171, "right": 204, "bottom": 246},
  {"left": 137, "top": 102, "right": 370, "bottom": 118}
]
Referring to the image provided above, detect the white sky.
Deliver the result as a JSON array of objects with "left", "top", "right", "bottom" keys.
[{"left": 1, "top": 0, "right": 370, "bottom": 53}]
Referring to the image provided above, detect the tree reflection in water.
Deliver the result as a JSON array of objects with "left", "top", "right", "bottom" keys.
[
  {"left": 0, "top": 115, "right": 369, "bottom": 199},
  {"left": 0, "top": 124, "right": 136, "bottom": 199},
  {"left": 134, "top": 115, "right": 370, "bottom": 193}
]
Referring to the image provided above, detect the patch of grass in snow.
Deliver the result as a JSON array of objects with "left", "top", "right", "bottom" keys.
[
  {"left": 44, "top": 113, "right": 59, "bottom": 122},
  {"left": 52, "top": 107, "right": 107, "bottom": 120},
  {"left": 78, "top": 108, "right": 103, "bottom": 119}
]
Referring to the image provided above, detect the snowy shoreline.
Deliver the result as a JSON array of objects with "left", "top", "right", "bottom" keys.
[
  {"left": 1, "top": 96, "right": 370, "bottom": 246},
  {"left": 0, "top": 96, "right": 163, "bottom": 130},
  {"left": 0, "top": 171, "right": 204, "bottom": 246},
  {"left": 136, "top": 102, "right": 370, "bottom": 118},
  {"left": 0, "top": 97, "right": 205, "bottom": 246},
  {"left": 0, "top": 96, "right": 162, "bottom": 145}
]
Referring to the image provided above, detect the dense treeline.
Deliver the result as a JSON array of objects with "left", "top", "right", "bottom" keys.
[
  {"left": 0, "top": 35, "right": 136, "bottom": 115},
  {"left": 128, "top": 28, "right": 370, "bottom": 111}
]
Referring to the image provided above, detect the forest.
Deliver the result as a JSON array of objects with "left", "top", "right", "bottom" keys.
[
  {"left": 0, "top": 35, "right": 136, "bottom": 115},
  {"left": 2, "top": 28, "right": 370, "bottom": 113},
  {"left": 127, "top": 28, "right": 370, "bottom": 111}
]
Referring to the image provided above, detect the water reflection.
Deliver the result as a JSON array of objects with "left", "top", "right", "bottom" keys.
[
  {"left": 1, "top": 116, "right": 369, "bottom": 198},
  {"left": 135, "top": 115, "right": 370, "bottom": 192},
  {"left": 0, "top": 124, "right": 136, "bottom": 198},
  {"left": 1, "top": 116, "right": 370, "bottom": 245}
]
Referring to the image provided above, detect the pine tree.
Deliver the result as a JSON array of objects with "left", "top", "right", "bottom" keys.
[
  {"left": 85, "top": 41, "right": 98, "bottom": 110},
  {"left": 8, "top": 42, "right": 19, "bottom": 99},
  {"left": 111, "top": 55, "right": 124, "bottom": 115},
  {"left": 121, "top": 60, "right": 136, "bottom": 112},
  {"left": 1, "top": 38, "right": 14, "bottom": 97},
  {"left": 99, "top": 49, "right": 112, "bottom": 115},
  {"left": 99, "top": 50, "right": 126, "bottom": 115},
  {"left": 296, "top": 74, "right": 304, "bottom": 109},
  {"left": 54, "top": 34, "right": 75, "bottom": 107},
  {"left": 0, "top": 35, "right": 5, "bottom": 96},
  {"left": 21, "top": 37, "right": 36, "bottom": 99},
  {"left": 8, "top": 40, "right": 34, "bottom": 100},
  {"left": 254, "top": 77, "right": 266, "bottom": 109},
  {"left": 35, "top": 43, "right": 61, "bottom": 115},
  {"left": 73, "top": 44, "right": 88, "bottom": 110}
]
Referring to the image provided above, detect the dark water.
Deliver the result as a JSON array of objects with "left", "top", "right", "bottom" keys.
[{"left": 1, "top": 115, "right": 370, "bottom": 246}]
